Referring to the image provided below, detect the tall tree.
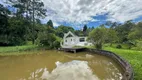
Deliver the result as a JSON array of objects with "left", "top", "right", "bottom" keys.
[
  {"left": 7, "top": 17, "right": 30, "bottom": 45},
  {"left": 0, "top": 4, "right": 10, "bottom": 45},
  {"left": 47, "top": 20, "right": 54, "bottom": 28},
  {"left": 105, "top": 21, "right": 120, "bottom": 29},
  {"left": 9, "top": 0, "right": 46, "bottom": 44},
  {"left": 83, "top": 24, "right": 87, "bottom": 32},
  {"left": 82, "top": 24, "right": 88, "bottom": 36},
  {"left": 115, "top": 21, "right": 135, "bottom": 43},
  {"left": 128, "top": 22, "right": 142, "bottom": 40}
]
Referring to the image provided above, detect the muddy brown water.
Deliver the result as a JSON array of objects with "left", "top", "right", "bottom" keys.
[{"left": 0, "top": 50, "right": 123, "bottom": 80}]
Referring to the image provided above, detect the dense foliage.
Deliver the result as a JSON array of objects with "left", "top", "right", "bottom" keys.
[
  {"left": 88, "top": 25, "right": 107, "bottom": 49},
  {"left": 0, "top": 2, "right": 75, "bottom": 48},
  {"left": 36, "top": 25, "right": 61, "bottom": 49},
  {"left": 88, "top": 21, "right": 142, "bottom": 50}
]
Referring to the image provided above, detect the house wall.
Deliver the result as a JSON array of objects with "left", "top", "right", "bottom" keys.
[
  {"left": 64, "top": 37, "right": 77, "bottom": 46},
  {"left": 61, "top": 31, "right": 92, "bottom": 48},
  {"left": 63, "top": 37, "right": 89, "bottom": 47}
]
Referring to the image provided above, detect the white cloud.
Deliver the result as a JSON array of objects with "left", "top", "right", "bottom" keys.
[
  {"left": 0, "top": 0, "right": 7, "bottom": 6},
  {"left": 53, "top": 22, "right": 60, "bottom": 27},
  {"left": 0, "top": 0, "right": 13, "bottom": 6},
  {"left": 41, "top": 60, "right": 99, "bottom": 80},
  {"left": 1, "top": 0, "right": 142, "bottom": 26},
  {"left": 42, "top": 0, "right": 142, "bottom": 25}
]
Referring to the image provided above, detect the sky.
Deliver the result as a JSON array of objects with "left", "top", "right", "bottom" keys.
[{"left": 1, "top": 0, "right": 142, "bottom": 29}]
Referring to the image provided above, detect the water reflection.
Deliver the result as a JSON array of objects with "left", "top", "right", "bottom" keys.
[
  {"left": 0, "top": 51, "right": 123, "bottom": 80},
  {"left": 24, "top": 60, "right": 99, "bottom": 80},
  {"left": 22, "top": 59, "right": 122, "bottom": 80}
]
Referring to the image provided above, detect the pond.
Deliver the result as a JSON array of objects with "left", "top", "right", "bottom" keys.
[{"left": 0, "top": 50, "right": 123, "bottom": 80}]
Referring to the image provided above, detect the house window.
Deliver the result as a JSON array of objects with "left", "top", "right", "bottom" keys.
[
  {"left": 71, "top": 39, "right": 72, "bottom": 41},
  {"left": 66, "top": 40, "right": 67, "bottom": 42},
  {"left": 79, "top": 38, "right": 85, "bottom": 42}
]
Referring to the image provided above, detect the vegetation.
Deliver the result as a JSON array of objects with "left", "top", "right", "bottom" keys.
[
  {"left": 0, "top": 45, "right": 38, "bottom": 53},
  {"left": 104, "top": 47, "right": 142, "bottom": 80},
  {"left": 0, "top": 1, "right": 75, "bottom": 49},
  {"left": 55, "top": 25, "right": 75, "bottom": 38},
  {"left": 88, "top": 21, "right": 142, "bottom": 50},
  {"left": 86, "top": 45, "right": 142, "bottom": 80},
  {"left": 88, "top": 25, "right": 107, "bottom": 49},
  {"left": 36, "top": 27, "right": 61, "bottom": 49},
  {"left": 87, "top": 21, "right": 142, "bottom": 79}
]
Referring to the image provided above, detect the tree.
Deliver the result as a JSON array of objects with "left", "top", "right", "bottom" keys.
[
  {"left": 91, "top": 26, "right": 94, "bottom": 30},
  {"left": 106, "top": 28, "right": 118, "bottom": 46},
  {"left": 74, "top": 30, "right": 84, "bottom": 36},
  {"left": 105, "top": 21, "right": 120, "bottom": 29},
  {"left": 115, "top": 21, "right": 135, "bottom": 43},
  {"left": 0, "top": 4, "right": 10, "bottom": 46},
  {"left": 47, "top": 20, "right": 54, "bottom": 28},
  {"left": 128, "top": 22, "right": 142, "bottom": 40},
  {"left": 88, "top": 25, "right": 107, "bottom": 49},
  {"left": 7, "top": 17, "right": 30, "bottom": 45},
  {"left": 127, "top": 22, "right": 142, "bottom": 49},
  {"left": 36, "top": 25, "right": 61, "bottom": 49},
  {"left": 10, "top": 0, "right": 47, "bottom": 44},
  {"left": 31, "top": 0, "right": 46, "bottom": 44},
  {"left": 83, "top": 24, "right": 88, "bottom": 36},
  {"left": 55, "top": 25, "right": 74, "bottom": 38},
  {"left": 83, "top": 24, "right": 87, "bottom": 32}
]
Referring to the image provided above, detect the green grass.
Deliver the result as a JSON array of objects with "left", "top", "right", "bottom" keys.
[
  {"left": 104, "top": 47, "right": 142, "bottom": 80},
  {"left": 0, "top": 45, "right": 38, "bottom": 55}
]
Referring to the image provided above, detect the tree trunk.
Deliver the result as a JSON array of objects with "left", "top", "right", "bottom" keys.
[
  {"left": 32, "top": 0, "right": 35, "bottom": 44},
  {"left": 32, "top": 39, "right": 35, "bottom": 44}
]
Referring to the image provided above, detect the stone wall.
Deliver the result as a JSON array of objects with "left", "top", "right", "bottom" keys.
[{"left": 86, "top": 49, "right": 134, "bottom": 80}]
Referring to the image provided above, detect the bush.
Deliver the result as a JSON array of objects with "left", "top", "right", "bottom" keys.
[
  {"left": 36, "top": 32, "right": 61, "bottom": 49},
  {"left": 116, "top": 44, "right": 122, "bottom": 49},
  {"left": 95, "top": 43, "right": 102, "bottom": 50},
  {"left": 133, "top": 41, "right": 142, "bottom": 50},
  {"left": 53, "top": 40, "right": 60, "bottom": 49}
]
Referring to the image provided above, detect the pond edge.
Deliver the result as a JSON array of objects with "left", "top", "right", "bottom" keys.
[{"left": 86, "top": 49, "right": 134, "bottom": 80}]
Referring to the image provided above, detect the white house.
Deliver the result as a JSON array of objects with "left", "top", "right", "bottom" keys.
[{"left": 60, "top": 31, "right": 92, "bottom": 48}]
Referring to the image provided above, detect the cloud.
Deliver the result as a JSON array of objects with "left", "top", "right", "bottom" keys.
[
  {"left": 1, "top": 0, "right": 142, "bottom": 26},
  {"left": 0, "top": 0, "right": 6, "bottom": 6},
  {"left": 0, "top": 0, "right": 13, "bottom": 6},
  {"left": 53, "top": 22, "right": 60, "bottom": 27},
  {"left": 42, "top": 0, "right": 142, "bottom": 25},
  {"left": 41, "top": 60, "right": 99, "bottom": 80}
]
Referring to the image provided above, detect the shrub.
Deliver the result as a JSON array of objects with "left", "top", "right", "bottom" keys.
[
  {"left": 116, "top": 44, "right": 122, "bottom": 49},
  {"left": 36, "top": 32, "right": 61, "bottom": 49},
  {"left": 95, "top": 43, "right": 102, "bottom": 50},
  {"left": 53, "top": 40, "right": 60, "bottom": 49}
]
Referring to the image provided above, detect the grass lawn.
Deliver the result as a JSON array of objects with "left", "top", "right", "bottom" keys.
[
  {"left": 104, "top": 47, "right": 142, "bottom": 80},
  {"left": 0, "top": 45, "right": 38, "bottom": 56}
]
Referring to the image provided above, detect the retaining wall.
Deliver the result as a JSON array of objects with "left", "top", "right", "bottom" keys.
[{"left": 86, "top": 49, "right": 134, "bottom": 80}]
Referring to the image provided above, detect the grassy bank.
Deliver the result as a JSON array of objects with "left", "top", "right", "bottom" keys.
[
  {"left": 0, "top": 45, "right": 39, "bottom": 56},
  {"left": 104, "top": 47, "right": 142, "bottom": 80}
]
